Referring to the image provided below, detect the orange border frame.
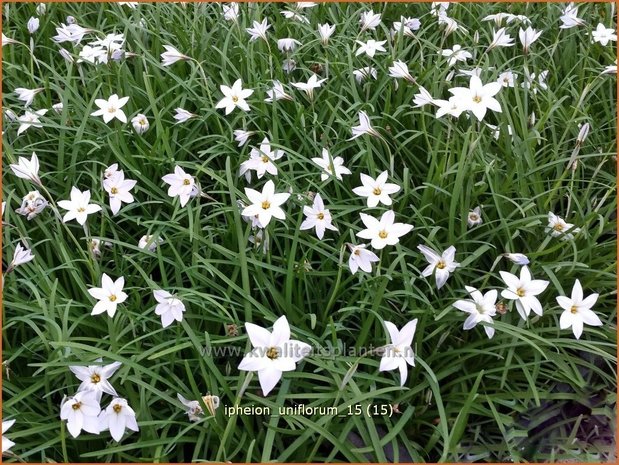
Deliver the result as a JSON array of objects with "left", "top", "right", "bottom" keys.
[{"left": 0, "top": 0, "right": 616, "bottom": 464}]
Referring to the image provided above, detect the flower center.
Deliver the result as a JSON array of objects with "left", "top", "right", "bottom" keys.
[
  {"left": 77, "top": 207, "right": 86, "bottom": 212},
  {"left": 354, "top": 249, "right": 361, "bottom": 256},
  {"left": 570, "top": 305, "right": 578, "bottom": 314},
  {"left": 113, "top": 404, "right": 123, "bottom": 413},
  {"left": 232, "top": 96, "right": 239, "bottom": 103},
  {"left": 261, "top": 156, "right": 269, "bottom": 163},
  {"left": 472, "top": 95, "right": 482, "bottom": 103},
  {"left": 110, "top": 187, "right": 118, "bottom": 194},
  {"left": 516, "top": 287, "right": 526, "bottom": 297},
  {"left": 183, "top": 178, "right": 191, "bottom": 186},
  {"left": 72, "top": 402, "right": 82, "bottom": 411},
  {"left": 373, "top": 187, "right": 382, "bottom": 196},
  {"left": 266, "top": 347, "right": 279, "bottom": 360},
  {"left": 436, "top": 260, "right": 446, "bottom": 270},
  {"left": 378, "top": 230, "right": 388, "bottom": 239},
  {"left": 109, "top": 294, "right": 117, "bottom": 302},
  {"left": 469, "top": 214, "right": 478, "bottom": 221},
  {"left": 107, "top": 107, "right": 117, "bottom": 113},
  {"left": 90, "top": 373, "right": 101, "bottom": 384},
  {"left": 317, "top": 212, "right": 325, "bottom": 220},
  {"left": 261, "top": 201, "right": 271, "bottom": 210},
  {"left": 553, "top": 223, "right": 564, "bottom": 231}
]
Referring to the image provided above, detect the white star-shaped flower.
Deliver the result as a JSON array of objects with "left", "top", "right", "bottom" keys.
[{"left": 557, "top": 279, "right": 603, "bottom": 339}]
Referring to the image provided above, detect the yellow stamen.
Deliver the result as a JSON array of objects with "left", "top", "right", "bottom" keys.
[
  {"left": 261, "top": 201, "right": 271, "bottom": 210},
  {"left": 113, "top": 404, "right": 122, "bottom": 413},
  {"left": 266, "top": 347, "right": 278, "bottom": 360},
  {"left": 91, "top": 373, "right": 101, "bottom": 384},
  {"left": 373, "top": 187, "right": 382, "bottom": 196},
  {"left": 570, "top": 305, "right": 578, "bottom": 314},
  {"left": 378, "top": 230, "right": 388, "bottom": 239}
]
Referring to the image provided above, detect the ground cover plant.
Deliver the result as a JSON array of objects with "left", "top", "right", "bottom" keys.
[{"left": 1, "top": 1, "right": 617, "bottom": 462}]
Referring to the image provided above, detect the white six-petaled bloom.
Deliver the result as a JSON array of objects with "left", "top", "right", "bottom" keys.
[
  {"left": 131, "top": 113, "right": 149, "bottom": 134},
  {"left": 559, "top": 3, "right": 585, "bottom": 29},
  {"left": 519, "top": 26, "right": 542, "bottom": 53},
  {"left": 291, "top": 74, "right": 326, "bottom": 100},
  {"left": 353, "top": 66, "right": 378, "bottom": 84},
  {"left": 311, "top": 148, "right": 351, "bottom": 181},
  {"left": 300, "top": 193, "right": 338, "bottom": 240},
  {"left": 467, "top": 206, "right": 482, "bottom": 227},
  {"left": 488, "top": 27, "right": 514, "bottom": 50},
  {"left": 10, "top": 152, "right": 41, "bottom": 185},
  {"left": 349, "top": 111, "right": 379, "bottom": 140},
  {"left": 357, "top": 211, "right": 413, "bottom": 250},
  {"left": 16, "top": 189, "right": 48, "bottom": 220},
  {"left": 591, "top": 23, "right": 617, "bottom": 46},
  {"left": 88, "top": 273, "right": 128, "bottom": 318},
  {"left": 239, "top": 137, "right": 285, "bottom": 181},
  {"left": 503, "top": 253, "right": 530, "bottom": 265},
  {"left": 318, "top": 23, "right": 335, "bottom": 45},
  {"left": 216, "top": 79, "right": 253, "bottom": 115},
  {"left": 2, "top": 420, "right": 15, "bottom": 453},
  {"left": 453, "top": 286, "right": 498, "bottom": 339},
  {"left": 103, "top": 170, "right": 137, "bottom": 216},
  {"left": 418, "top": 245, "right": 460, "bottom": 289},
  {"left": 413, "top": 86, "right": 435, "bottom": 107},
  {"left": 277, "top": 38, "right": 301, "bottom": 53},
  {"left": 246, "top": 18, "right": 270, "bottom": 42},
  {"left": 162, "top": 166, "right": 197, "bottom": 208},
  {"left": 173, "top": 107, "right": 196, "bottom": 123},
  {"left": 153, "top": 290, "right": 186, "bottom": 328},
  {"left": 60, "top": 391, "right": 101, "bottom": 438},
  {"left": 449, "top": 75, "right": 502, "bottom": 121},
  {"left": 7, "top": 243, "right": 35, "bottom": 273},
  {"left": 360, "top": 9, "right": 381, "bottom": 32},
  {"left": 347, "top": 243, "right": 379, "bottom": 275},
  {"left": 546, "top": 212, "right": 580, "bottom": 240},
  {"left": 222, "top": 3, "right": 239, "bottom": 21},
  {"left": 441, "top": 44, "right": 472, "bottom": 66},
  {"left": 99, "top": 398, "right": 139, "bottom": 442},
  {"left": 352, "top": 171, "right": 401, "bottom": 208},
  {"left": 234, "top": 129, "right": 255, "bottom": 146},
  {"left": 69, "top": 360, "right": 122, "bottom": 401},
  {"left": 379, "top": 319, "right": 417, "bottom": 386},
  {"left": 500, "top": 266, "right": 549, "bottom": 320},
  {"left": 498, "top": 70, "right": 517, "bottom": 87},
  {"left": 355, "top": 39, "right": 387, "bottom": 58},
  {"left": 90, "top": 94, "right": 129, "bottom": 124},
  {"left": 138, "top": 235, "right": 163, "bottom": 252},
  {"left": 160, "top": 45, "right": 190, "bottom": 66},
  {"left": 14, "top": 87, "right": 44, "bottom": 107},
  {"left": 27, "top": 16, "right": 40, "bottom": 34},
  {"left": 238, "top": 315, "right": 311, "bottom": 396},
  {"left": 388, "top": 60, "right": 415, "bottom": 83},
  {"left": 241, "top": 180, "right": 290, "bottom": 228},
  {"left": 17, "top": 109, "right": 47, "bottom": 136},
  {"left": 265, "top": 80, "right": 293, "bottom": 102},
  {"left": 58, "top": 187, "right": 102, "bottom": 225},
  {"left": 557, "top": 279, "right": 603, "bottom": 339}
]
